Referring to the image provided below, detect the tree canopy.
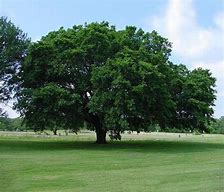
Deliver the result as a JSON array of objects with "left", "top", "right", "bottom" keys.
[{"left": 15, "top": 22, "right": 216, "bottom": 143}]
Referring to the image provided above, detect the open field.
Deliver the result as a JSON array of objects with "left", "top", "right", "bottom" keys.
[{"left": 0, "top": 131, "right": 224, "bottom": 192}]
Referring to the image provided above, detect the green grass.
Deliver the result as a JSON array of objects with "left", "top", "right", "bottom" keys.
[{"left": 0, "top": 132, "right": 224, "bottom": 192}]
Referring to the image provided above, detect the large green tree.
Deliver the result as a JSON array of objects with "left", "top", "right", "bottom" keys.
[
  {"left": 16, "top": 22, "right": 216, "bottom": 143},
  {"left": 0, "top": 17, "right": 30, "bottom": 115}
]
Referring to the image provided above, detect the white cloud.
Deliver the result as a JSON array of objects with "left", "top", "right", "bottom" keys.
[
  {"left": 192, "top": 60, "right": 224, "bottom": 78},
  {"left": 147, "top": 0, "right": 224, "bottom": 117},
  {"left": 215, "top": 12, "right": 224, "bottom": 31},
  {"left": 151, "top": 0, "right": 222, "bottom": 59},
  {"left": 32, "top": 36, "right": 41, "bottom": 42},
  {"left": 0, "top": 102, "right": 19, "bottom": 118}
]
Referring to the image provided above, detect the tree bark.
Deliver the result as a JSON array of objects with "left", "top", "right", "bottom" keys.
[
  {"left": 91, "top": 115, "right": 107, "bottom": 144},
  {"left": 95, "top": 126, "right": 107, "bottom": 144}
]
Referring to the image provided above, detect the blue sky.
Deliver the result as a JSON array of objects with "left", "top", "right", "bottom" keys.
[{"left": 0, "top": 0, "right": 224, "bottom": 118}]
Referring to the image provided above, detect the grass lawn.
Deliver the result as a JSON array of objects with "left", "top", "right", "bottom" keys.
[{"left": 0, "top": 131, "right": 224, "bottom": 192}]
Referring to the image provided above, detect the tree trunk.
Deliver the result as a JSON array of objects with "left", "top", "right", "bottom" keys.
[
  {"left": 95, "top": 126, "right": 107, "bottom": 144},
  {"left": 88, "top": 113, "right": 107, "bottom": 144},
  {"left": 53, "top": 128, "right": 57, "bottom": 135}
]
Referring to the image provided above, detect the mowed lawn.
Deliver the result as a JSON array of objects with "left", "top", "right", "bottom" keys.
[{"left": 0, "top": 132, "right": 224, "bottom": 192}]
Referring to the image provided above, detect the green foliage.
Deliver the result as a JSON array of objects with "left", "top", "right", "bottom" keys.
[
  {"left": 0, "top": 117, "right": 29, "bottom": 131},
  {"left": 0, "top": 16, "right": 30, "bottom": 115},
  {"left": 0, "top": 117, "right": 11, "bottom": 130},
  {"left": 10, "top": 117, "right": 29, "bottom": 131},
  {"left": 17, "top": 83, "right": 82, "bottom": 132},
  {"left": 0, "top": 16, "right": 30, "bottom": 96},
  {"left": 15, "top": 22, "right": 216, "bottom": 142},
  {"left": 182, "top": 69, "right": 216, "bottom": 131},
  {"left": 209, "top": 116, "right": 224, "bottom": 134},
  {"left": 90, "top": 50, "right": 175, "bottom": 132}
]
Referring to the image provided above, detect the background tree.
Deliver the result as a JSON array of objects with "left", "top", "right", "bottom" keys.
[
  {"left": 0, "top": 116, "right": 29, "bottom": 131},
  {"left": 209, "top": 116, "right": 224, "bottom": 134},
  {"left": 0, "top": 116, "right": 11, "bottom": 130},
  {"left": 0, "top": 16, "right": 30, "bottom": 115},
  {"left": 16, "top": 22, "right": 216, "bottom": 143}
]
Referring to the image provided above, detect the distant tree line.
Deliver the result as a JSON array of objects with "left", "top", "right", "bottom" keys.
[
  {"left": 208, "top": 116, "right": 224, "bottom": 134},
  {"left": 0, "top": 116, "right": 223, "bottom": 135},
  {"left": 0, "top": 117, "right": 28, "bottom": 131}
]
